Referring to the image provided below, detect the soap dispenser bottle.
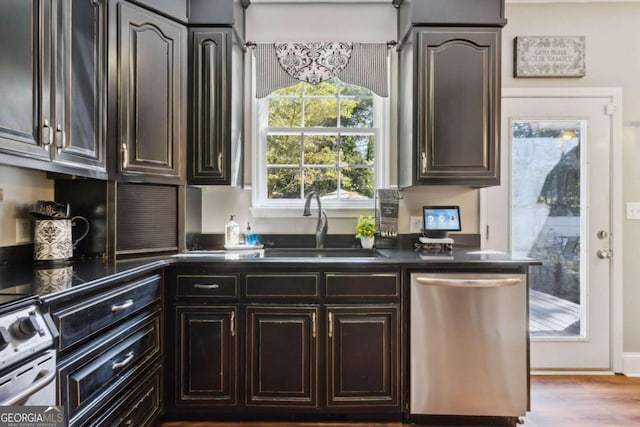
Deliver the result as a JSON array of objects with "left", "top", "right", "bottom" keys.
[
  {"left": 245, "top": 222, "right": 255, "bottom": 246},
  {"left": 225, "top": 215, "right": 239, "bottom": 247}
]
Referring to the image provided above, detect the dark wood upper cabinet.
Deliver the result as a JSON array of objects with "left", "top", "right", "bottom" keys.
[
  {"left": 187, "top": 24, "right": 243, "bottom": 186},
  {"left": 117, "top": 1, "right": 186, "bottom": 183},
  {"left": 188, "top": 29, "right": 231, "bottom": 184},
  {"left": 417, "top": 28, "right": 500, "bottom": 186},
  {"left": 129, "top": 0, "right": 189, "bottom": 22},
  {"left": 397, "top": 0, "right": 504, "bottom": 187},
  {"left": 0, "top": 0, "right": 51, "bottom": 162},
  {"left": 0, "top": 0, "right": 107, "bottom": 178},
  {"left": 54, "top": 0, "right": 107, "bottom": 173}
]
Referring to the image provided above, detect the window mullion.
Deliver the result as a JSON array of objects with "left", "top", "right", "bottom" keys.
[{"left": 300, "top": 132, "right": 305, "bottom": 199}]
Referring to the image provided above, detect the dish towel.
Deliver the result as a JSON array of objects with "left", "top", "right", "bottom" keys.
[{"left": 376, "top": 189, "right": 399, "bottom": 237}]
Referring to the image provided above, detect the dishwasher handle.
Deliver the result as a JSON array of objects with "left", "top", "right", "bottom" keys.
[{"left": 415, "top": 277, "right": 521, "bottom": 288}]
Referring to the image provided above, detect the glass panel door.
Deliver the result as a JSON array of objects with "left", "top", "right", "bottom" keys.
[
  {"left": 511, "top": 120, "right": 584, "bottom": 338},
  {"left": 482, "top": 93, "right": 612, "bottom": 369}
]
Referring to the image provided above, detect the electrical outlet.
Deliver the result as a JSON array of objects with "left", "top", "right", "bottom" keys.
[
  {"left": 15, "top": 218, "right": 31, "bottom": 243},
  {"left": 627, "top": 202, "right": 640, "bottom": 220},
  {"left": 410, "top": 216, "right": 423, "bottom": 233}
]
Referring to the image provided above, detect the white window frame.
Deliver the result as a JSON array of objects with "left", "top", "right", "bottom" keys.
[{"left": 250, "top": 62, "right": 390, "bottom": 218}]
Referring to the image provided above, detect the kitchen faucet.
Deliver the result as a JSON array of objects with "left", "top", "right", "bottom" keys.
[{"left": 303, "top": 191, "right": 328, "bottom": 248}]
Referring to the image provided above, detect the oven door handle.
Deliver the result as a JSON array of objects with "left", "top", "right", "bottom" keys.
[{"left": 0, "top": 369, "right": 56, "bottom": 406}]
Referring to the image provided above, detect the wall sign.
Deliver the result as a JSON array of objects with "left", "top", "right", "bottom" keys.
[{"left": 514, "top": 36, "right": 585, "bottom": 78}]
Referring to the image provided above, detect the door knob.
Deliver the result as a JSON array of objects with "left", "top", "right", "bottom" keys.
[{"left": 596, "top": 249, "right": 612, "bottom": 259}]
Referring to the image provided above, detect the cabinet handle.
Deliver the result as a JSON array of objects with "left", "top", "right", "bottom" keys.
[
  {"left": 56, "top": 124, "right": 65, "bottom": 154},
  {"left": 122, "top": 142, "right": 128, "bottom": 169},
  {"left": 42, "top": 120, "right": 52, "bottom": 151},
  {"left": 230, "top": 310, "right": 236, "bottom": 337},
  {"left": 328, "top": 312, "right": 333, "bottom": 338},
  {"left": 111, "top": 299, "right": 134, "bottom": 312},
  {"left": 194, "top": 283, "right": 220, "bottom": 289},
  {"left": 112, "top": 351, "right": 135, "bottom": 370},
  {"left": 218, "top": 152, "right": 223, "bottom": 170},
  {"left": 421, "top": 152, "right": 427, "bottom": 174},
  {"left": 312, "top": 312, "right": 317, "bottom": 338},
  {"left": 123, "top": 420, "right": 133, "bottom": 427}
]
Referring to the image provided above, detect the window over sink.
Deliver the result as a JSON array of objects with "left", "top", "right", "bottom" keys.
[{"left": 251, "top": 78, "right": 389, "bottom": 217}]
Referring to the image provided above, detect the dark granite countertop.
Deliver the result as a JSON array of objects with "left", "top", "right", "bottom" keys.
[{"left": 0, "top": 247, "right": 538, "bottom": 305}]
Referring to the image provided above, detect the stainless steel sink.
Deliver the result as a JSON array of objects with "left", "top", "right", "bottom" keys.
[{"left": 263, "top": 248, "right": 384, "bottom": 258}]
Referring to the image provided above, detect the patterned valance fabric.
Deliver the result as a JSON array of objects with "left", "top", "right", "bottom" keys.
[{"left": 254, "top": 42, "right": 389, "bottom": 98}]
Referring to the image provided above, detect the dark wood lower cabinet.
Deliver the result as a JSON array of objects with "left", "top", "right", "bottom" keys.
[
  {"left": 245, "top": 306, "right": 319, "bottom": 408},
  {"left": 166, "top": 268, "right": 402, "bottom": 420},
  {"left": 175, "top": 305, "right": 238, "bottom": 406},
  {"left": 326, "top": 305, "right": 400, "bottom": 409}
]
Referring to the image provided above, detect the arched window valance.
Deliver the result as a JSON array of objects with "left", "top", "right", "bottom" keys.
[{"left": 253, "top": 42, "right": 390, "bottom": 98}]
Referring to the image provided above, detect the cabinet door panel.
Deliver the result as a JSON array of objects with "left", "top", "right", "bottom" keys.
[
  {"left": 416, "top": 28, "right": 500, "bottom": 185},
  {"left": 0, "top": 0, "right": 50, "bottom": 160},
  {"left": 188, "top": 29, "right": 230, "bottom": 183},
  {"left": 119, "top": 2, "right": 184, "bottom": 181},
  {"left": 175, "top": 305, "right": 237, "bottom": 405},
  {"left": 246, "top": 306, "right": 318, "bottom": 407},
  {"left": 55, "top": 0, "right": 106, "bottom": 171},
  {"left": 326, "top": 305, "right": 400, "bottom": 408}
]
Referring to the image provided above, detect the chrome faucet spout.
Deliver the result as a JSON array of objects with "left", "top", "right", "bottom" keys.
[{"left": 303, "top": 192, "right": 328, "bottom": 248}]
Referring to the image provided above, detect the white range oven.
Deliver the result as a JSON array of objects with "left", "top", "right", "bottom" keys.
[{"left": 0, "top": 301, "right": 57, "bottom": 406}]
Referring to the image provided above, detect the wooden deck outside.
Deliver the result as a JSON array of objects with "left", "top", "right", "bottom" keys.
[{"left": 529, "top": 289, "right": 580, "bottom": 336}]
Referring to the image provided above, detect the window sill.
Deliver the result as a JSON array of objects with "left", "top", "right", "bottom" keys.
[{"left": 250, "top": 205, "right": 377, "bottom": 219}]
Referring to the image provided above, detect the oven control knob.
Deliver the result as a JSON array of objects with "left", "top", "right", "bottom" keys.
[
  {"left": 12, "top": 312, "right": 44, "bottom": 339},
  {"left": 0, "top": 326, "right": 10, "bottom": 349}
]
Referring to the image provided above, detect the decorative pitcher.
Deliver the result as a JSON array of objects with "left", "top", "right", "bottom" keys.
[{"left": 33, "top": 217, "right": 90, "bottom": 263}]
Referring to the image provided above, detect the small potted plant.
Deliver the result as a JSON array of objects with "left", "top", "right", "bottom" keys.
[{"left": 355, "top": 215, "right": 377, "bottom": 249}]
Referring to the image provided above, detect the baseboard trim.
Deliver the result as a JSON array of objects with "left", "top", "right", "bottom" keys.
[
  {"left": 531, "top": 370, "right": 613, "bottom": 376},
  {"left": 623, "top": 353, "right": 640, "bottom": 377}
]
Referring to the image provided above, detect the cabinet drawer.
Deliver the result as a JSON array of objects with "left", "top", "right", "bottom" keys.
[
  {"left": 54, "top": 274, "right": 162, "bottom": 352},
  {"left": 325, "top": 273, "right": 400, "bottom": 298},
  {"left": 92, "top": 363, "right": 162, "bottom": 427},
  {"left": 59, "top": 310, "right": 161, "bottom": 423},
  {"left": 176, "top": 274, "right": 238, "bottom": 298},
  {"left": 245, "top": 274, "right": 319, "bottom": 297}
]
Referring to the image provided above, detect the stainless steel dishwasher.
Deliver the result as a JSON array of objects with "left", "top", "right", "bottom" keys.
[{"left": 410, "top": 272, "right": 528, "bottom": 420}]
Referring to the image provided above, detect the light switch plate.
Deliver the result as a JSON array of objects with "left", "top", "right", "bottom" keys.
[
  {"left": 410, "top": 216, "right": 423, "bottom": 233},
  {"left": 626, "top": 202, "right": 640, "bottom": 220}
]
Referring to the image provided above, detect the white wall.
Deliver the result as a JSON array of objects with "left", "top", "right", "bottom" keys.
[
  {"left": 502, "top": 2, "right": 640, "bottom": 353},
  {"left": 0, "top": 165, "right": 54, "bottom": 247},
  {"left": 200, "top": 2, "right": 481, "bottom": 236}
]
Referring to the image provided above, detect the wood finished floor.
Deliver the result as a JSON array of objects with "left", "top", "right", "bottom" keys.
[{"left": 157, "top": 375, "right": 640, "bottom": 427}]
